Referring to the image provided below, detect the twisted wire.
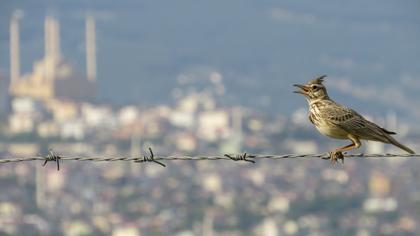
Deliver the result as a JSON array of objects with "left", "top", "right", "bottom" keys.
[{"left": 0, "top": 149, "right": 419, "bottom": 171}]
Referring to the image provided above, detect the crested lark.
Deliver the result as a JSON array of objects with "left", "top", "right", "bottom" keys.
[{"left": 294, "top": 75, "right": 415, "bottom": 163}]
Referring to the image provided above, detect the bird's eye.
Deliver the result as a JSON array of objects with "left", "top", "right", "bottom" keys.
[{"left": 311, "top": 85, "right": 318, "bottom": 90}]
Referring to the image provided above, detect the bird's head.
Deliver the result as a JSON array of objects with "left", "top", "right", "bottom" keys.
[{"left": 294, "top": 75, "right": 329, "bottom": 102}]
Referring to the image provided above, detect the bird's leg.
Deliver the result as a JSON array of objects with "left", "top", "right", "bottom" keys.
[{"left": 329, "top": 137, "right": 361, "bottom": 164}]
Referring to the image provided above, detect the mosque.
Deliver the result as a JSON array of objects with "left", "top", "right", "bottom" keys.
[{"left": 9, "top": 12, "right": 97, "bottom": 102}]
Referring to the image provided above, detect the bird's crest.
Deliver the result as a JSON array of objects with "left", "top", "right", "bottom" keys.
[{"left": 309, "top": 75, "right": 327, "bottom": 85}]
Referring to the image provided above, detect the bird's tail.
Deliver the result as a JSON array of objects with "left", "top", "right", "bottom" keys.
[{"left": 386, "top": 135, "right": 415, "bottom": 154}]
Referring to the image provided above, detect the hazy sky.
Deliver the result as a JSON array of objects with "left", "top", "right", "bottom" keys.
[{"left": 1, "top": 0, "right": 420, "bottom": 118}]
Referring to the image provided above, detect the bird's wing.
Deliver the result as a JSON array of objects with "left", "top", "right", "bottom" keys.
[
  {"left": 318, "top": 101, "right": 414, "bottom": 154},
  {"left": 320, "top": 102, "right": 390, "bottom": 142}
]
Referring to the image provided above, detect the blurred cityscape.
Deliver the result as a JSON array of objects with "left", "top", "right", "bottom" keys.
[{"left": 0, "top": 7, "right": 420, "bottom": 236}]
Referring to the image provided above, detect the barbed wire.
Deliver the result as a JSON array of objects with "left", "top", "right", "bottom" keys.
[{"left": 0, "top": 148, "right": 419, "bottom": 171}]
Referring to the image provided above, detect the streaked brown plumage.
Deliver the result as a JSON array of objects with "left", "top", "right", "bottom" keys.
[{"left": 294, "top": 75, "right": 415, "bottom": 163}]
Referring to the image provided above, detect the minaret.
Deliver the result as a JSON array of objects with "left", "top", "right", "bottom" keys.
[
  {"left": 44, "top": 15, "right": 61, "bottom": 80},
  {"left": 45, "top": 17, "right": 52, "bottom": 60},
  {"left": 51, "top": 17, "right": 61, "bottom": 60},
  {"left": 86, "top": 16, "right": 97, "bottom": 82},
  {"left": 10, "top": 10, "right": 23, "bottom": 86},
  {"left": 44, "top": 17, "right": 51, "bottom": 59},
  {"left": 45, "top": 16, "right": 61, "bottom": 60}
]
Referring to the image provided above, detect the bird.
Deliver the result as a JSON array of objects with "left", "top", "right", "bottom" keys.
[{"left": 293, "top": 75, "right": 415, "bottom": 163}]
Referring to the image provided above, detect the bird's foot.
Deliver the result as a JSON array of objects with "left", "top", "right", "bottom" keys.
[{"left": 328, "top": 151, "right": 344, "bottom": 164}]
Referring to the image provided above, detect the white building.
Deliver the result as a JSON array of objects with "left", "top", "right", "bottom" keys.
[
  {"left": 197, "top": 110, "right": 230, "bottom": 141},
  {"left": 8, "top": 97, "right": 42, "bottom": 134}
]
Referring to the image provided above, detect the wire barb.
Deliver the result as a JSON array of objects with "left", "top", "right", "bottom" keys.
[
  {"left": 225, "top": 152, "right": 256, "bottom": 164},
  {"left": 135, "top": 147, "right": 166, "bottom": 167},
  {"left": 42, "top": 149, "right": 61, "bottom": 171}
]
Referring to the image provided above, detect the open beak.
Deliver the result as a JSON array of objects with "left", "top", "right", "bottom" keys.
[{"left": 293, "top": 84, "right": 309, "bottom": 95}]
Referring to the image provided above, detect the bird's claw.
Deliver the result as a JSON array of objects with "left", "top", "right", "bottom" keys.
[{"left": 329, "top": 151, "right": 344, "bottom": 164}]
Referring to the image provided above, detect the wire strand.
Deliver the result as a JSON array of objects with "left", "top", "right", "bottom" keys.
[{"left": 0, "top": 148, "right": 419, "bottom": 171}]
